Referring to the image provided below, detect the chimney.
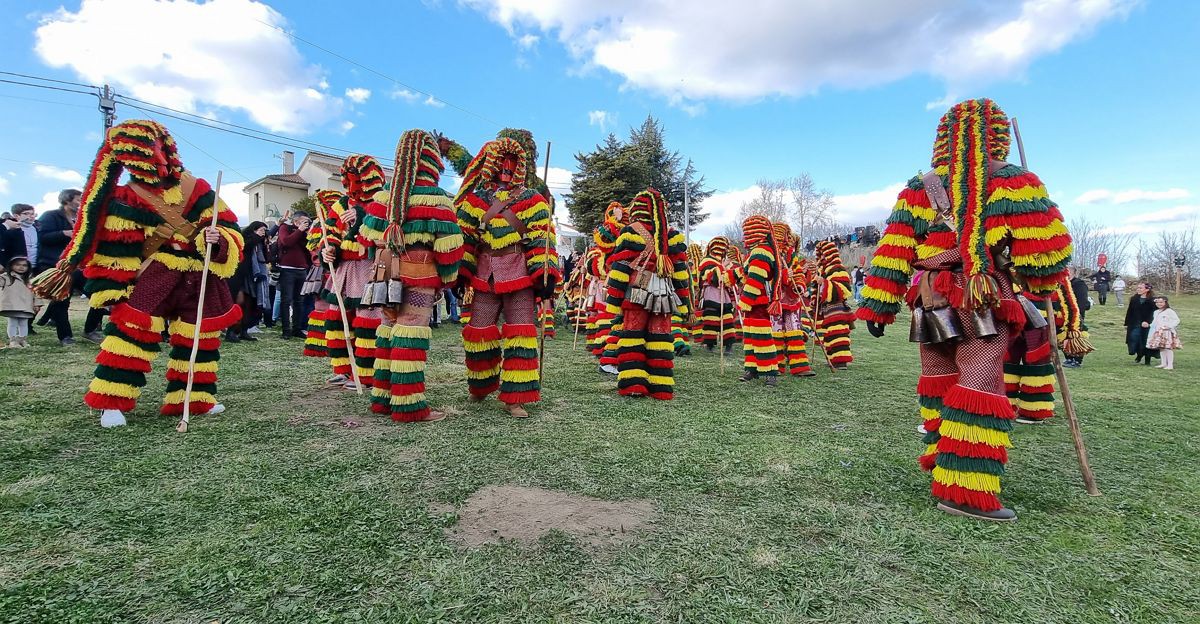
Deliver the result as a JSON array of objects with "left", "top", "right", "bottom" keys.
[{"left": 282, "top": 150, "right": 295, "bottom": 175}]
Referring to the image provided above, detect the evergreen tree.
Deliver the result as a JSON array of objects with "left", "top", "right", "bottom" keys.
[{"left": 566, "top": 115, "right": 711, "bottom": 236}]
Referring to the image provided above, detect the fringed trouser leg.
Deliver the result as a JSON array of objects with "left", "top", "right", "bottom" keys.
[
  {"left": 671, "top": 314, "right": 690, "bottom": 355},
  {"left": 324, "top": 305, "right": 354, "bottom": 376},
  {"left": 540, "top": 301, "right": 556, "bottom": 338},
  {"left": 161, "top": 318, "right": 226, "bottom": 416},
  {"left": 351, "top": 308, "right": 381, "bottom": 388},
  {"left": 820, "top": 303, "right": 854, "bottom": 367},
  {"left": 303, "top": 298, "right": 329, "bottom": 357},
  {"left": 85, "top": 303, "right": 164, "bottom": 412},
  {"left": 930, "top": 311, "right": 1014, "bottom": 512},
  {"left": 916, "top": 345, "right": 960, "bottom": 471},
  {"left": 1004, "top": 327, "right": 1055, "bottom": 421},
  {"left": 499, "top": 289, "right": 540, "bottom": 405},
  {"left": 776, "top": 309, "right": 812, "bottom": 375},
  {"left": 600, "top": 312, "right": 623, "bottom": 367},
  {"left": 374, "top": 287, "right": 437, "bottom": 422},
  {"left": 742, "top": 307, "right": 779, "bottom": 377}
]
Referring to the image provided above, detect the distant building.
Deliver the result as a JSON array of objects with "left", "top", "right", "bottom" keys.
[{"left": 242, "top": 151, "right": 395, "bottom": 224}]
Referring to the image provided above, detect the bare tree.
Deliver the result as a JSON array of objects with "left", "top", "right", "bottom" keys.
[
  {"left": 1067, "top": 216, "right": 1138, "bottom": 276},
  {"left": 736, "top": 179, "right": 790, "bottom": 223},
  {"left": 721, "top": 221, "right": 743, "bottom": 246},
  {"left": 787, "top": 173, "right": 835, "bottom": 244},
  {"left": 1141, "top": 223, "right": 1198, "bottom": 287}
]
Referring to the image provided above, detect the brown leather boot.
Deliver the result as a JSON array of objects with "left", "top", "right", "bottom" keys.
[{"left": 506, "top": 404, "right": 529, "bottom": 418}]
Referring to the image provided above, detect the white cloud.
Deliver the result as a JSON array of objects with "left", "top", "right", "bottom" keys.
[
  {"left": 33, "top": 164, "right": 84, "bottom": 183},
  {"left": 345, "top": 87, "right": 371, "bottom": 104},
  {"left": 545, "top": 166, "right": 573, "bottom": 218},
  {"left": 424, "top": 95, "right": 446, "bottom": 108},
  {"left": 691, "top": 185, "right": 760, "bottom": 240},
  {"left": 587, "top": 109, "right": 616, "bottom": 132},
  {"left": 34, "top": 191, "right": 60, "bottom": 214},
  {"left": 389, "top": 87, "right": 445, "bottom": 108},
  {"left": 463, "top": 0, "right": 1134, "bottom": 109},
  {"left": 219, "top": 182, "right": 250, "bottom": 224},
  {"left": 832, "top": 183, "right": 906, "bottom": 226},
  {"left": 1076, "top": 188, "right": 1191, "bottom": 205},
  {"left": 0, "top": 175, "right": 9, "bottom": 195},
  {"left": 35, "top": 0, "right": 341, "bottom": 133},
  {"left": 338, "top": 121, "right": 355, "bottom": 134},
  {"left": 1123, "top": 205, "right": 1200, "bottom": 225},
  {"left": 517, "top": 34, "right": 539, "bottom": 49}
]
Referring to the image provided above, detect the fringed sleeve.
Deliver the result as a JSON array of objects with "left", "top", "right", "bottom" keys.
[
  {"left": 604, "top": 227, "right": 640, "bottom": 315},
  {"left": 857, "top": 175, "right": 933, "bottom": 324},
  {"left": 984, "top": 165, "right": 1072, "bottom": 293},
  {"left": 455, "top": 193, "right": 485, "bottom": 285},
  {"left": 516, "top": 190, "right": 559, "bottom": 287},
  {"left": 667, "top": 230, "right": 691, "bottom": 316},
  {"left": 739, "top": 247, "right": 775, "bottom": 312}
]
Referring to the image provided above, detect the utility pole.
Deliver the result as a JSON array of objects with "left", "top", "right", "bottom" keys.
[
  {"left": 98, "top": 84, "right": 116, "bottom": 131},
  {"left": 683, "top": 182, "right": 691, "bottom": 247}
]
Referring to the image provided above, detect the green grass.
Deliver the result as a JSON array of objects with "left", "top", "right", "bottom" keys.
[{"left": 1, "top": 297, "right": 1198, "bottom": 623}]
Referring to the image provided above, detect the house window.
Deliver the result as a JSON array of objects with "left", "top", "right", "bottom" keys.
[{"left": 254, "top": 193, "right": 260, "bottom": 209}]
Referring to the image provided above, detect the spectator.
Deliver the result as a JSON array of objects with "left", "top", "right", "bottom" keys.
[
  {"left": 1112, "top": 275, "right": 1126, "bottom": 307},
  {"left": 226, "top": 221, "right": 270, "bottom": 342},
  {"left": 1124, "top": 282, "right": 1158, "bottom": 366},
  {"left": 35, "top": 189, "right": 81, "bottom": 345},
  {"left": 1, "top": 204, "right": 38, "bottom": 267},
  {"left": 274, "top": 211, "right": 312, "bottom": 339},
  {"left": 443, "top": 287, "right": 460, "bottom": 323},
  {"left": 1146, "top": 296, "right": 1181, "bottom": 370},
  {"left": 851, "top": 265, "right": 866, "bottom": 302},
  {"left": 1, "top": 256, "right": 40, "bottom": 348},
  {"left": 1064, "top": 269, "right": 1092, "bottom": 368},
  {"left": 1093, "top": 266, "right": 1112, "bottom": 305}
]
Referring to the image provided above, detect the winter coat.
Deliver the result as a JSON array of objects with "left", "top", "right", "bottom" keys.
[{"left": 0, "top": 273, "right": 38, "bottom": 318}]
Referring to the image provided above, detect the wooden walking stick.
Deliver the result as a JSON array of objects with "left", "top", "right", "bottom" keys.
[
  {"left": 1013, "top": 115, "right": 1099, "bottom": 495},
  {"left": 316, "top": 196, "right": 363, "bottom": 395},
  {"left": 806, "top": 278, "right": 838, "bottom": 374},
  {"left": 537, "top": 142, "right": 553, "bottom": 379},
  {"left": 178, "top": 171, "right": 223, "bottom": 433}
]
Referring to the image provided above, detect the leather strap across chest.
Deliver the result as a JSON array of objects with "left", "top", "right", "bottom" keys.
[
  {"left": 129, "top": 173, "right": 200, "bottom": 258},
  {"left": 481, "top": 187, "right": 529, "bottom": 241}
]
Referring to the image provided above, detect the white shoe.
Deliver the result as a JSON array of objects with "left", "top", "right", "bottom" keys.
[
  {"left": 325, "top": 374, "right": 347, "bottom": 385},
  {"left": 246, "top": 326, "right": 262, "bottom": 334},
  {"left": 100, "top": 410, "right": 127, "bottom": 428},
  {"left": 343, "top": 380, "right": 359, "bottom": 391},
  {"left": 599, "top": 364, "right": 618, "bottom": 375},
  {"left": 202, "top": 403, "right": 226, "bottom": 416}
]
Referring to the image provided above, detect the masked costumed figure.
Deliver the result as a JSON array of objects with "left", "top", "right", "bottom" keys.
[
  {"left": 698, "top": 236, "right": 739, "bottom": 354},
  {"left": 726, "top": 244, "right": 746, "bottom": 343},
  {"left": 1005, "top": 278, "right": 1092, "bottom": 424},
  {"left": 455, "top": 138, "right": 559, "bottom": 418},
  {"left": 738, "top": 216, "right": 783, "bottom": 386},
  {"left": 856, "top": 98, "right": 1072, "bottom": 521},
  {"left": 604, "top": 188, "right": 691, "bottom": 399},
  {"left": 813, "top": 239, "right": 854, "bottom": 369},
  {"left": 593, "top": 201, "right": 626, "bottom": 372},
  {"left": 302, "top": 189, "right": 344, "bottom": 359},
  {"left": 358, "top": 129, "right": 464, "bottom": 422},
  {"left": 772, "top": 222, "right": 814, "bottom": 377},
  {"left": 33, "top": 120, "right": 243, "bottom": 427},
  {"left": 318, "top": 156, "right": 387, "bottom": 390}
]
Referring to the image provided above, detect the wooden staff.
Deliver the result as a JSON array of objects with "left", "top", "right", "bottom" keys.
[
  {"left": 537, "top": 142, "right": 553, "bottom": 379},
  {"left": 178, "top": 171, "right": 222, "bottom": 433},
  {"left": 807, "top": 278, "right": 838, "bottom": 374},
  {"left": 1043, "top": 296, "right": 1100, "bottom": 495},
  {"left": 316, "top": 197, "right": 363, "bottom": 395},
  {"left": 1014, "top": 116, "right": 1100, "bottom": 495}
]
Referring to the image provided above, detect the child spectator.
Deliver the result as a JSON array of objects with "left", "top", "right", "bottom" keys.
[
  {"left": 1147, "top": 296, "right": 1181, "bottom": 370},
  {"left": 1, "top": 256, "right": 41, "bottom": 348}
]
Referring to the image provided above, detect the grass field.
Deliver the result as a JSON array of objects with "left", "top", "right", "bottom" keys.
[{"left": 1, "top": 296, "right": 1198, "bottom": 623}]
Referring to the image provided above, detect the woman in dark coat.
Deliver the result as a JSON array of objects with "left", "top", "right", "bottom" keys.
[
  {"left": 1124, "top": 282, "right": 1159, "bottom": 364},
  {"left": 227, "top": 221, "right": 270, "bottom": 342}
]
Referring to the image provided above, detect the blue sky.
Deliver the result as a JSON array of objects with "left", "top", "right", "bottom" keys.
[{"left": 1, "top": 0, "right": 1196, "bottom": 244}]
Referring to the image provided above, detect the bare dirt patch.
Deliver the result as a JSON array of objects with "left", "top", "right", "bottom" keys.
[{"left": 447, "top": 484, "right": 657, "bottom": 549}]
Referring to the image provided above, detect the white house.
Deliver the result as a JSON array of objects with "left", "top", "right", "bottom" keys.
[{"left": 243, "top": 151, "right": 395, "bottom": 224}]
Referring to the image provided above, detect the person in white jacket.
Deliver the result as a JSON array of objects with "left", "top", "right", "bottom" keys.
[
  {"left": 1112, "top": 276, "right": 1127, "bottom": 307},
  {"left": 1147, "top": 296, "right": 1182, "bottom": 370}
]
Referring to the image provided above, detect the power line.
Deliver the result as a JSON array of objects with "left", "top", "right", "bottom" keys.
[
  {"left": 251, "top": 18, "right": 501, "bottom": 128},
  {"left": 0, "top": 92, "right": 92, "bottom": 108},
  {"left": 0, "top": 78, "right": 94, "bottom": 96},
  {"left": 0, "top": 71, "right": 99, "bottom": 90}
]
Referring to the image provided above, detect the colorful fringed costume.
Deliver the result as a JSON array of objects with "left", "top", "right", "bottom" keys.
[
  {"left": 454, "top": 137, "right": 560, "bottom": 414},
  {"left": 698, "top": 236, "right": 739, "bottom": 351},
  {"left": 31, "top": 121, "right": 244, "bottom": 423},
  {"left": 318, "top": 155, "right": 387, "bottom": 389},
  {"left": 358, "top": 130, "right": 463, "bottom": 422},
  {"left": 593, "top": 202, "right": 625, "bottom": 366},
  {"left": 772, "top": 223, "right": 814, "bottom": 376},
  {"left": 855, "top": 98, "right": 1072, "bottom": 520},
  {"left": 813, "top": 240, "right": 854, "bottom": 369},
  {"left": 738, "top": 216, "right": 783, "bottom": 383},
  {"left": 726, "top": 245, "right": 746, "bottom": 343},
  {"left": 604, "top": 188, "right": 691, "bottom": 399},
  {"left": 1004, "top": 279, "right": 1091, "bottom": 422},
  {"left": 302, "top": 189, "right": 343, "bottom": 358}
]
